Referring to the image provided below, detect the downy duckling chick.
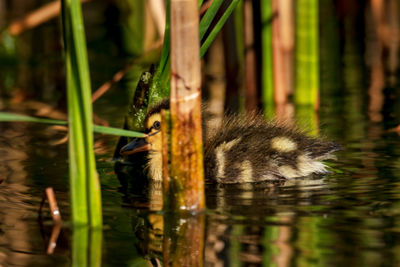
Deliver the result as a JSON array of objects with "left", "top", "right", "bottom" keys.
[{"left": 120, "top": 99, "right": 339, "bottom": 183}]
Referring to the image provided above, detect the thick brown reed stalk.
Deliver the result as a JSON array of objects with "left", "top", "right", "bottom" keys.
[{"left": 167, "top": 0, "right": 205, "bottom": 211}]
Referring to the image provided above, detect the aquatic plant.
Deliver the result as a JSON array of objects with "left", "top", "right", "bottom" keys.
[
  {"left": 148, "top": 0, "right": 241, "bottom": 105},
  {"left": 295, "top": 0, "right": 319, "bottom": 108},
  {"left": 166, "top": 0, "right": 205, "bottom": 211},
  {"left": 261, "top": 0, "right": 274, "bottom": 118},
  {"left": 61, "top": 0, "right": 101, "bottom": 227}
]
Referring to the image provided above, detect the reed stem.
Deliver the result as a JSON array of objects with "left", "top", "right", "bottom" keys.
[
  {"left": 261, "top": 0, "right": 275, "bottom": 117},
  {"left": 168, "top": 0, "right": 205, "bottom": 211},
  {"left": 295, "top": 0, "right": 319, "bottom": 109},
  {"left": 243, "top": 0, "right": 258, "bottom": 111},
  {"left": 61, "top": 0, "right": 102, "bottom": 227}
]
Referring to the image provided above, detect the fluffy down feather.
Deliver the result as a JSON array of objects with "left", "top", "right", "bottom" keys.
[{"left": 138, "top": 99, "right": 339, "bottom": 183}]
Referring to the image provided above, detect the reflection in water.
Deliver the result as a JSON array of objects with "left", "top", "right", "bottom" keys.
[
  {"left": 3, "top": 109, "right": 400, "bottom": 266},
  {"left": 163, "top": 213, "right": 205, "bottom": 267},
  {"left": 118, "top": 169, "right": 332, "bottom": 266},
  {"left": 116, "top": 147, "right": 400, "bottom": 267},
  {"left": 2, "top": 108, "right": 400, "bottom": 266},
  {"left": 71, "top": 226, "right": 102, "bottom": 267},
  {"left": 0, "top": 122, "right": 69, "bottom": 266},
  {"left": 0, "top": 123, "right": 31, "bottom": 267}
]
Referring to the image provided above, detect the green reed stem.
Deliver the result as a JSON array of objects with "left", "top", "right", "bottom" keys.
[
  {"left": 61, "top": 0, "right": 101, "bottom": 227},
  {"left": 261, "top": 0, "right": 274, "bottom": 118},
  {"left": 200, "top": 0, "right": 240, "bottom": 58},
  {"left": 199, "top": 0, "right": 224, "bottom": 40},
  {"left": 295, "top": 0, "right": 319, "bottom": 107}
]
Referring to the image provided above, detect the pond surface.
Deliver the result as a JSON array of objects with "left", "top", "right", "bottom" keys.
[
  {"left": 2, "top": 1, "right": 400, "bottom": 266},
  {"left": 1, "top": 86, "right": 400, "bottom": 267}
]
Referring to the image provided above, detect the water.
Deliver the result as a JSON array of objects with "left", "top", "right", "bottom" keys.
[
  {"left": 2, "top": 1, "right": 400, "bottom": 266},
  {"left": 2, "top": 98, "right": 400, "bottom": 266}
]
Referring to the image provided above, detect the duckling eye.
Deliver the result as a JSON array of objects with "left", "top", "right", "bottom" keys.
[{"left": 153, "top": 121, "right": 161, "bottom": 130}]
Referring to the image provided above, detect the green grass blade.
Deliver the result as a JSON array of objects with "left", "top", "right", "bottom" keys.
[
  {"left": 199, "top": 0, "right": 224, "bottom": 40},
  {"left": 200, "top": 0, "right": 240, "bottom": 58},
  {"left": 0, "top": 112, "right": 67, "bottom": 125},
  {"left": 62, "top": 0, "right": 101, "bottom": 227},
  {"left": 62, "top": 0, "right": 88, "bottom": 226},
  {"left": 92, "top": 125, "right": 146, "bottom": 137},
  {"left": 0, "top": 112, "right": 146, "bottom": 137}
]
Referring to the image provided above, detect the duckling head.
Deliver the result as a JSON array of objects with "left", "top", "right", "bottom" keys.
[{"left": 119, "top": 100, "right": 168, "bottom": 181}]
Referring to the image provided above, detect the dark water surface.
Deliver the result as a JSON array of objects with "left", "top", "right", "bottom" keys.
[{"left": 2, "top": 93, "right": 400, "bottom": 267}]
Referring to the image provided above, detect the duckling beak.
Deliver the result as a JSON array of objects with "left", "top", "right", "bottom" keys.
[{"left": 120, "top": 138, "right": 151, "bottom": 156}]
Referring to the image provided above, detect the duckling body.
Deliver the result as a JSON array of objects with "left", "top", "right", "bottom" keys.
[
  {"left": 204, "top": 115, "right": 338, "bottom": 183},
  {"left": 120, "top": 99, "right": 339, "bottom": 183}
]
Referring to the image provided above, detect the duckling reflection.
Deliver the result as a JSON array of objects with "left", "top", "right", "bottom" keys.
[{"left": 120, "top": 99, "right": 339, "bottom": 183}]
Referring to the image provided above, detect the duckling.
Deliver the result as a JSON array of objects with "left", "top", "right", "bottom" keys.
[{"left": 120, "top": 99, "right": 339, "bottom": 183}]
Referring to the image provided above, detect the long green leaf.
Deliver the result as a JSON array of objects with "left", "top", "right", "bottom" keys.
[
  {"left": 200, "top": 0, "right": 240, "bottom": 57},
  {"left": 0, "top": 112, "right": 67, "bottom": 125},
  {"left": 62, "top": 0, "right": 101, "bottom": 227},
  {"left": 92, "top": 125, "right": 146, "bottom": 137},
  {"left": 199, "top": 0, "right": 224, "bottom": 40},
  {"left": 0, "top": 112, "right": 146, "bottom": 137}
]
